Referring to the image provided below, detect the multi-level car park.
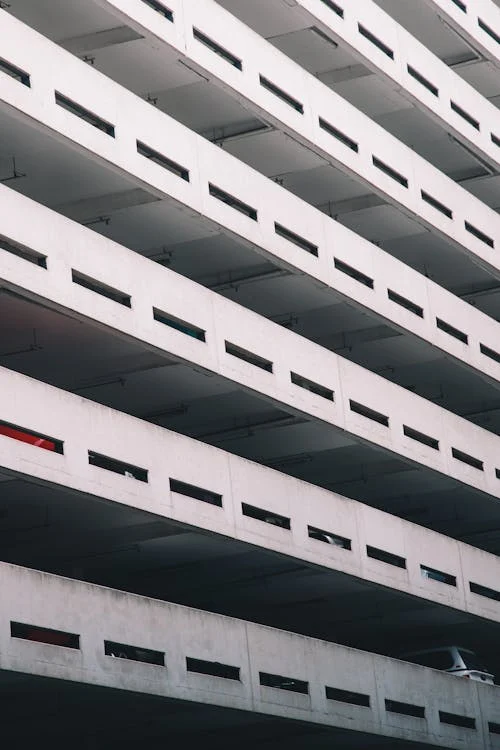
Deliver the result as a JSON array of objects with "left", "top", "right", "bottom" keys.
[{"left": 1, "top": 1, "right": 500, "bottom": 747}]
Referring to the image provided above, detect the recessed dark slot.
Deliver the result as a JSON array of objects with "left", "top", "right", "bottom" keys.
[
  {"left": 469, "top": 581, "right": 500, "bottom": 602},
  {"left": 137, "top": 141, "right": 189, "bottom": 181},
  {"left": 489, "top": 722, "right": 500, "bottom": 735},
  {"left": 420, "top": 191, "right": 452, "bottom": 219},
  {"left": 55, "top": 92, "right": 115, "bottom": 136},
  {"left": 88, "top": 451, "right": 148, "bottom": 482},
  {"left": 318, "top": 117, "right": 358, "bottom": 152},
  {"left": 492, "top": 133, "right": 500, "bottom": 148},
  {"left": 403, "top": 425, "right": 439, "bottom": 451},
  {"left": 319, "top": 0, "right": 344, "bottom": 17},
  {"left": 274, "top": 223, "right": 318, "bottom": 256},
  {"left": 193, "top": 28, "right": 242, "bottom": 70},
  {"left": 259, "top": 75, "right": 304, "bottom": 114},
  {"left": 407, "top": 65, "right": 438, "bottom": 97},
  {"left": 464, "top": 221, "right": 494, "bottom": 248},
  {"left": 291, "top": 372, "right": 333, "bottom": 401},
  {"left": 450, "top": 101, "right": 479, "bottom": 130},
  {"left": 105, "top": 641, "right": 164, "bottom": 665},
  {"left": 451, "top": 447, "right": 483, "bottom": 471},
  {"left": 349, "top": 400, "right": 389, "bottom": 427},
  {"left": 421, "top": 565, "right": 456, "bottom": 587},
  {"left": 141, "top": 0, "right": 173, "bottom": 21},
  {"left": 372, "top": 156, "right": 408, "bottom": 187},
  {"left": 439, "top": 711, "right": 475, "bottom": 729},
  {"left": 225, "top": 341, "right": 273, "bottom": 372},
  {"left": 186, "top": 657, "right": 240, "bottom": 680},
  {"left": 153, "top": 308, "right": 205, "bottom": 341},
  {"left": 326, "top": 686, "right": 370, "bottom": 707},
  {"left": 478, "top": 18, "right": 500, "bottom": 45},
  {"left": 334, "top": 257, "right": 374, "bottom": 289},
  {"left": 0, "top": 235, "right": 47, "bottom": 267},
  {"left": 242, "top": 502, "right": 290, "bottom": 529},
  {"left": 308, "top": 525, "right": 351, "bottom": 549},
  {"left": 387, "top": 289, "right": 423, "bottom": 317},
  {"left": 0, "top": 420, "right": 63, "bottom": 454},
  {"left": 366, "top": 546, "right": 406, "bottom": 569},
  {"left": 169, "top": 478, "right": 222, "bottom": 507},
  {"left": 385, "top": 699, "right": 425, "bottom": 718},
  {"left": 436, "top": 317, "right": 468, "bottom": 344},
  {"left": 209, "top": 184, "right": 258, "bottom": 221},
  {"left": 496, "top": 469, "right": 500, "bottom": 480},
  {"left": 0, "top": 57, "right": 30, "bottom": 87},
  {"left": 450, "top": 0, "right": 467, "bottom": 11},
  {"left": 72, "top": 270, "right": 131, "bottom": 307},
  {"left": 480, "top": 343, "right": 500, "bottom": 365},
  {"left": 260, "top": 672, "right": 308, "bottom": 694},
  {"left": 358, "top": 24, "right": 394, "bottom": 59},
  {"left": 11, "top": 622, "right": 79, "bottom": 649}
]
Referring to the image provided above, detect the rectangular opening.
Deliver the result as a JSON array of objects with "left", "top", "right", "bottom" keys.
[
  {"left": 451, "top": 447, "right": 483, "bottom": 471},
  {"left": 225, "top": 341, "right": 273, "bottom": 372},
  {"left": 349, "top": 400, "right": 389, "bottom": 427},
  {"left": 242, "top": 503, "right": 290, "bottom": 530},
  {"left": 469, "top": 581, "right": 500, "bottom": 602},
  {"left": 141, "top": 0, "right": 173, "bottom": 21},
  {"left": 208, "top": 184, "right": 257, "bottom": 221},
  {"left": 478, "top": 18, "right": 500, "bottom": 45},
  {"left": 450, "top": 100, "right": 479, "bottom": 130},
  {"left": 153, "top": 308, "right": 205, "bottom": 341},
  {"left": 88, "top": 451, "right": 148, "bottom": 482},
  {"left": 290, "top": 372, "right": 333, "bottom": 401},
  {"left": 72, "top": 270, "right": 131, "bottom": 307},
  {"left": 403, "top": 425, "right": 439, "bottom": 451},
  {"left": 0, "top": 235, "right": 47, "bottom": 267},
  {"left": 366, "top": 546, "right": 406, "bottom": 569},
  {"left": 492, "top": 133, "right": 500, "bottom": 148},
  {"left": 274, "top": 222, "right": 318, "bottom": 256},
  {"left": 318, "top": 117, "right": 358, "bottom": 152},
  {"left": 55, "top": 92, "right": 115, "bottom": 136},
  {"left": 372, "top": 156, "right": 408, "bottom": 187},
  {"left": 385, "top": 699, "right": 425, "bottom": 718},
  {"left": 439, "top": 711, "right": 475, "bottom": 729},
  {"left": 11, "top": 622, "right": 79, "bottom": 649},
  {"left": 319, "top": 0, "right": 344, "bottom": 17},
  {"left": 334, "top": 257, "right": 374, "bottom": 289},
  {"left": 169, "top": 478, "right": 222, "bottom": 507},
  {"left": 407, "top": 65, "right": 438, "bottom": 97},
  {"left": 193, "top": 28, "right": 242, "bottom": 70},
  {"left": 104, "top": 641, "right": 164, "bottom": 665},
  {"left": 260, "top": 672, "right": 308, "bottom": 694},
  {"left": 0, "top": 57, "right": 30, "bottom": 87},
  {"left": 489, "top": 722, "right": 500, "bottom": 735},
  {"left": 464, "top": 221, "right": 494, "bottom": 248},
  {"left": 186, "top": 657, "right": 240, "bottom": 680},
  {"left": 420, "top": 565, "right": 456, "bottom": 587},
  {"left": 259, "top": 75, "right": 304, "bottom": 114},
  {"left": 136, "top": 141, "right": 189, "bottom": 181},
  {"left": 358, "top": 25, "right": 394, "bottom": 59},
  {"left": 436, "top": 317, "right": 468, "bottom": 344},
  {"left": 0, "top": 420, "right": 63, "bottom": 453},
  {"left": 420, "top": 191, "right": 453, "bottom": 219},
  {"left": 308, "top": 525, "right": 351, "bottom": 549},
  {"left": 451, "top": 0, "right": 467, "bottom": 11},
  {"left": 387, "top": 289, "right": 423, "bottom": 318},
  {"left": 326, "top": 686, "right": 370, "bottom": 707}
]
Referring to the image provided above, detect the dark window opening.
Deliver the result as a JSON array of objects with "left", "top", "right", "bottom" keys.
[
  {"left": 420, "top": 191, "right": 452, "bottom": 219},
  {"left": 481, "top": 343, "right": 500, "bottom": 364},
  {"left": 55, "top": 92, "right": 115, "bottom": 136},
  {"left": 11, "top": 622, "right": 79, "bottom": 649},
  {"left": 420, "top": 565, "right": 456, "bottom": 587},
  {"left": 259, "top": 75, "right": 304, "bottom": 113},
  {"left": 492, "top": 133, "right": 500, "bottom": 148},
  {"left": 242, "top": 502, "right": 290, "bottom": 529},
  {"left": 225, "top": 341, "right": 273, "bottom": 372},
  {"left": 72, "top": 270, "right": 131, "bottom": 307},
  {"left": 387, "top": 289, "right": 423, "bottom": 317},
  {"left": 136, "top": 141, "right": 189, "bottom": 181},
  {"left": 209, "top": 184, "right": 257, "bottom": 220},
  {"left": 0, "top": 235, "right": 47, "bottom": 267},
  {"left": 308, "top": 526, "right": 351, "bottom": 549},
  {"left": 169, "top": 478, "right": 222, "bottom": 507},
  {"left": 385, "top": 699, "right": 425, "bottom": 718},
  {"left": 186, "top": 657, "right": 240, "bottom": 680},
  {"left": 407, "top": 66, "right": 438, "bottom": 97},
  {"left": 358, "top": 25, "right": 394, "bottom": 59},
  {"left": 0, "top": 57, "right": 30, "bottom": 87},
  {"left": 469, "top": 581, "right": 500, "bottom": 602},
  {"left": 153, "top": 308, "right": 205, "bottom": 341},
  {"left": 0, "top": 420, "right": 63, "bottom": 453},
  {"left": 451, "top": 447, "right": 483, "bottom": 471},
  {"left": 349, "top": 400, "right": 389, "bottom": 427},
  {"left": 489, "top": 722, "right": 500, "bottom": 735},
  {"left": 439, "top": 711, "right": 475, "bottom": 729},
  {"left": 193, "top": 28, "right": 242, "bottom": 70},
  {"left": 319, "top": 0, "right": 344, "bottom": 18},
  {"left": 478, "top": 18, "right": 500, "bottom": 45},
  {"left": 334, "top": 258, "right": 374, "bottom": 289},
  {"left": 372, "top": 156, "right": 408, "bottom": 187},
  {"left": 291, "top": 372, "right": 333, "bottom": 401},
  {"left": 450, "top": 0, "right": 467, "bottom": 11},
  {"left": 88, "top": 451, "right": 148, "bottom": 482},
  {"left": 436, "top": 317, "right": 468, "bottom": 344},
  {"left": 450, "top": 101, "right": 479, "bottom": 130},
  {"left": 140, "top": 0, "right": 173, "bottom": 21},
  {"left": 105, "top": 641, "right": 164, "bottom": 665},
  {"left": 326, "top": 686, "right": 370, "bottom": 707},
  {"left": 274, "top": 223, "right": 318, "bottom": 256},
  {"left": 318, "top": 117, "right": 358, "bottom": 152},
  {"left": 464, "top": 221, "right": 494, "bottom": 248},
  {"left": 260, "top": 672, "right": 308, "bottom": 694},
  {"left": 366, "top": 546, "right": 406, "bottom": 569},
  {"left": 403, "top": 425, "right": 439, "bottom": 451}
]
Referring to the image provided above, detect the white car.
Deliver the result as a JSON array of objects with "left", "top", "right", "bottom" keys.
[{"left": 400, "top": 646, "right": 494, "bottom": 684}]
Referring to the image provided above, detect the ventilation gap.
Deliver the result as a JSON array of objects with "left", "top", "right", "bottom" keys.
[
  {"left": 209, "top": 184, "right": 257, "bottom": 220},
  {"left": 480, "top": 343, "right": 500, "bottom": 365},
  {"left": 407, "top": 65, "right": 438, "bottom": 97},
  {"left": 291, "top": 372, "right": 333, "bottom": 401},
  {"left": 88, "top": 451, "right": 148, "bottom": 482},
  {"left": 0, "top": 235, "right": 46, "bottom": 267},
  {"left": 334, "top": 258, "right": 374, "bottom": 289},
  {"left": 136, "top": 141, "right": 189, "bottom": 181},
  {"left": 478, "top": 18, "right": 500, "bottom": 45},
  {"left": 260, "top": 672, "right": 308, "bottom": 694},
  {"left": 349, "top": 400, "right": 389, "bottom": 427},
  {"left": 358, "top": 25, "right": 394, "bottom": 59},
  {"left": 193, "top": 28, "right": 242, "bottom": 70},
  {"left": 274, "top": 223, "right": 318, "bottom": 256},
  {"left": 450, "top": 0, "right": 467, "bottom": 11},
  {"left": 436, "top": 317, "right": 468, "bottom": 344},
  {"left": 420, "top": 565, "right": 456, "bottom": 586},
  {"left": 242, "top": 503, "right": 290, "bottom": 529},
  {"left": 225, "top": 341, "right": 272, "bottom": 372},
  {"left": 187, "top": 657, "right": 240, "bottom": 680},
  {"left": 403, "top": 425, "right": 439, "bottom": 451},
  {"left": 491, "top": 133, "right": 500, "bottom": 148},
  {"left": 153, "top": 308, "right": 205, "bottom": 341},
  {"left": 0, "top": 57, "right": 30, "bottom": 87},
  {"left": 72, "top": 270, "right": 131, "bottom": 307},
  {"left": 105, "top": 641, "right": 164, "bottom": 665},
  {"left": 464, "top": 221, "right": 494, "bottom": 248},
  {"left": 169, "top": 478, "right": 222, "bottom": 507},
  {"left": 319, "top": 0, "right": 344, "bottom": 17},
  {"left": 387, "top": 289, "right": 423, "bottom": 317},
  {"left": 308, "top": 526, "right": 351, "bottom": 549},
  {"left": 326, "top": 686, "right": 370, "bottom": 707},
  {"left": 451, "top": 447, "right": 483, "bottom": 471},
  {"left": 141, "top": 0, "right": 173, "bottom": 21},
  {"left": 439, "top": 711, "right": 475, "bottom": 729},
  {"left": 469, "top": 581, "right": 500, "bottom": 602},
  {"left": 366, "top": 546, "right": 406, "bottom": 569},
  {"left": 450, "top": 100, "right": 480, "bottom": 131},
  {"left": 318, "top": 117, "right": 358, "bottom": 152},
  {"left": 372, "top": 156, "right": 408, "bottom": 187},
  {"left": 259, "top": 75, "right": 304, "bottom": 113},
  {"left": 385, "top": 699, "right": 425, "bottom": 718},
  {"left": 55, "top": 92, "right": 115, "bottom": 136},
  {"left": 420, "top": 191, "right": 452, "bottom": 219},
  {"left": 0, "top": 420, "right": 63, "bottom": 453},
  {"left": 11, "top": 622, "right": 79, "bottom": 649}
]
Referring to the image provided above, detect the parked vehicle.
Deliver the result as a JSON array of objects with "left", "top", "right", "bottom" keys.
[{"left": 400, "top": 645, "right": 494, "bottom": 684}]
